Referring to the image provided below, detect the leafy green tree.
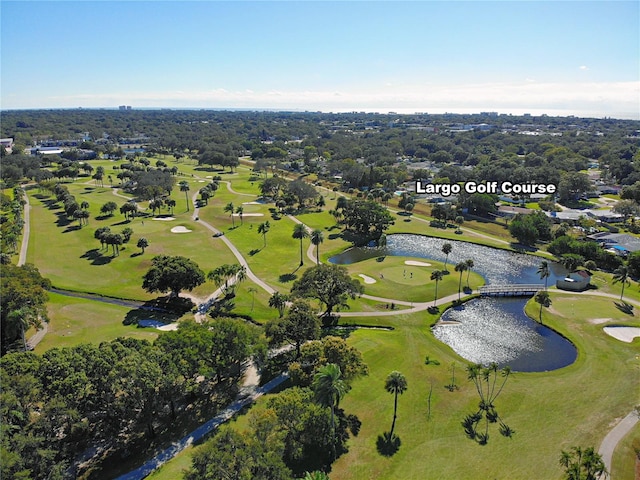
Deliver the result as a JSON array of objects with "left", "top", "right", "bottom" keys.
[
  {"left": 265, "top": 300, "right": 321, "bottom": 356},
  {"left": 291, "top": 264, "right": 363, "bottom": 317},
  {"left": 292, "top": 223, "right": 310, "bottom": 266},
  {"left": 100, "top": 201, "right": 118, "bottom": 216},
  {"left": 258, "top": 220, "right": 270, "bottom": 248},
  {"left": 560, "top": 253, "right": 585, "bottom": 272},
  {"left": 142, "top": 255, "right": 205, "bottom": 298},
  {"left": 558, "top": 172, "right": 593, "bottom": 203},
  {"left": 612, "top": 265, "right": 631, "bottom": 300},
  {"left": 612, "top": 199, "right": 640, "bottom": 225},
  {"left": 385, "top": 371, "right": 407, "bottom": 437},
  {"left": 310, "top": 228, "right": 324, "bottom": 265},
  {"left": 430, "top": 270, "right": 444, "bottom": 307},
  {"left": 559, "top": 446, "right": 607, "bottom": 480},
  {"left": 341, "top": 199, "right": 394, "bottom": 241}
]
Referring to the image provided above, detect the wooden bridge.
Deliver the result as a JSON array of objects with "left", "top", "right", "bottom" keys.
[{"left": 479, "top": 284, "right": 544, "bottom": 297}]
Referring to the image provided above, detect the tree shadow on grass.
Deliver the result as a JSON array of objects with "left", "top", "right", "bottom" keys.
[
  {"left": 614, "top": 301, "right": 634, "bottom": 315},
  {"left": 123, "top": 296, "right": 194, "bottom": 326},
  {"left": 248, "top": 248, "right": 261, "bottom": 256},
  {"left": 279, "top": 273, "right": 297, "bottom": 283},
  {"left": 376, "top": 432, "right": 401, "bottom": 457},
  {"left": 80, "top": 249, "right": 112, "bottom": 265}
]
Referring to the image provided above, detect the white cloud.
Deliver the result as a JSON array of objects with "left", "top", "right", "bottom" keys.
[{"left": 579, "top": 65, "right": 589, "bottom": 70}]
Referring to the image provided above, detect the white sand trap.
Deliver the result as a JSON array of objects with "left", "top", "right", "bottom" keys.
[
  {"left": 205, "top": 176, "right": 213, "bottom": 178},
  {"left": 198, "top": 180, "right": 205, "bottom": 183},
  {"left": 589, "top": 318, "right": 612, "bottom": 324},
  {"left": 171, "top": 226, "right": 192, "bottom": 233},
  {"left": 359, "top": 274, "right": 377, "bottom": 284},
  {"left": 152, "top": 217, "right": 175, "bottom": 221},
  {"left": 233, "top": 213, "right": 264, "bottom": 217},
  {"left": 405, "top": 260, "right": 432, "bottom": 267},
  {"left": 603, "top": 326, "right": 640, "bottom": 343},
  {"left": 156, "top": 323, "right": 179, "bottom": 331},
  {"left": 243, "top": 201, "right": 264, "bottom": 205}
]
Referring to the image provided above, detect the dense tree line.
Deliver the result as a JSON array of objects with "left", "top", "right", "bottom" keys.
[{"left": 0, "top": 319, "right": 264, "bottom": 478}]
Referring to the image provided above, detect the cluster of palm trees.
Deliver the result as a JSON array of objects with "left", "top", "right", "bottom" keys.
[
  {"left": 223, "top": 202, "right": 246, "bottom": 227},
  {"left": 430, "top": 256, "right": 475, "bottom": 307},
  {"left": 292, "top": 223, "right": 324, "bottom": 266},
  {"left": 207, "top": 263, "right": 247, "bottom": 296}
]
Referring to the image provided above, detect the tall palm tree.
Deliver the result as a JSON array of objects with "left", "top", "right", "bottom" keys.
[
  {"left": 258, "top": 221, "right": 270, "bottom": 247},
  {"left": 537, "top": 260, "right": 550, "bottom": 291},
  {"left": 612, "top": 265, "right": 630, "bottom": 300},
  {"left": 235, "top": 205, "right": 244, "bottom": 225},
  {"left": 7, "top": 307, "right": 42, "bottom": 351},
  {"left": 455, "top": 262, "right": 468, "bottom": 301},
  {"left": 534, "top": 290, "right": 551, "bottom": 323},
  {"left": 312, "top": 363, "right": 348, "bottom": 460},
  {"left": 442, "top": 243, "right": 452, "bottom": 271},
  {"left": 224, "top": 202, "right": 235, "bottom": 228},
  {"left": 385, "top": 371, "right": 408, "bottom": 437},
  {"left": 179, "top": 181, "right": 190, "bottom": 211},
  {"left": 431, "top": 270, "right": 444, "bottom": 307},
  {"left": 248, "top": 287, "right": 258, "bottom": 311},
  {"left": 310, "top": 228, "right": 324, "bottom": 265},
  {"left": 465, "top": 258, "right": 475, "bottom": 288},
  {"left": 292, "top": 223, "right": 309, "bottom": 266}
]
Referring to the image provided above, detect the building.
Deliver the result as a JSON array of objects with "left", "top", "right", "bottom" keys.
[
  {"left": 556, "top": 270, "right": 592, "bottom": 291},
  {"left": 587, "top": 232, "right": 640, "bottom": 253},
  {"left": 1, "top": 138, "right": 14, "bottom": 153}
]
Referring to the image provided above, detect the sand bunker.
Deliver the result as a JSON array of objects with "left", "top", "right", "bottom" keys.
[
  {"left": 157, "top": 323, "right": 179, "bottom": 331},
  {"left": 152, "top": 217, "right": 175, "bottom": 221},
  {"left": 589, "top": 318, "right": 612, "bottom": 324},
  {"left": 603, "top": 326, "right": 640, "bottom": 343},
  {"left": 358, "top": 274, "right": 377, "bottom": 284},
  {"left": 233, "top": 213, "right": 264, "bottom": 217},
  {"left": 171, "top": 226, "right": 192, "bottom": 233},
  {"left": 405, "top": 260, "right": 432, "bottom": 267}
]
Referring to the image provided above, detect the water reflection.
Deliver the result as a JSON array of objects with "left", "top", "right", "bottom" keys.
[
  {"left": 330, "top": 234, "right": 576, "bottom": 371},
  {"left": 330, "top": 234, "right": 567, "bottom": 284},
  {"left": 433, "top": 298, "right": 576, "bottom": 372}
]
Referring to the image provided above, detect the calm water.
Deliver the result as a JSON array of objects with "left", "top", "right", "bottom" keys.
[
  {"left": 329, "top": 234, "right": 577, "bottom": 371},
  {"left": 433, "top": 298, "right": 577, "bottom": 372}
]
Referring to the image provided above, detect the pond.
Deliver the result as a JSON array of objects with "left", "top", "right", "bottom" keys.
[
  {"left": 329, "top": 234, "right": 577, "bottom": 371},
  {"left": 432, "top": 298, "right": 577, "bottom": 372},
  {"left": 330, "top": 234, "right": 567, "bottom": 284}
]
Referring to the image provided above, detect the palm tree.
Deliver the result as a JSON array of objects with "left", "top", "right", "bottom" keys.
[
  {"left": 455, "top": 261, "right": 468, "bottom": 301},
  {"left": 385, "top": 371, "right": 408, "bottom": 437},
  {"left": 224, "top": 202, "right": 235, "bottom": 228},
  {"left": 537, "top": 260, "right": 550, "bottom": 291},
  {"left": 312, "top": 363, "right": 348, "bottom": 460},
  {"left": 165, "top": 198, "right": 176, "bottom": 215},
  {"left": 257, "top": 221, "right": 270, "bottom": 248},
  {"left": 137, "top": 237, "right": 149, "bottom": 254},
  {"left": 179, "top": 181, "right": 190, "bottom": 211},
  {"left": 310, "top": 228, "right": 324, "bottom": 265},
  {"left": 559, "top": 446, "right": 607, "bottom": 480},
  {"left": 612, "top": 265, "right": 630, "bottom": 300},
  {"left": 534, "top": 290, "right": 551, "bottom": 323},
  {"left": 235, "top": 205, "right": 244, "bottom": 225},
  {"left": 292, "top": 223, "right": 309, "bottom": 266},
  {"left": 248, "top": 287, "right": 258, "bottom": 311},
  {"left": 442, "top": 243, "right": 452, "bottom": 271},
  {"left": 268, "top": 291, "right": 289, "bottom": 317},
  {"left": 465, "top": 258, "right": 475, "bottom": 288},
  {"left": 431, "top": 270, "right": 444, "bottom": 307}
]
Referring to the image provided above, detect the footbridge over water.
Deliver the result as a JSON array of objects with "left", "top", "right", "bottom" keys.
[{"left": 479, "top": 284, "right": 544, "bottom": 297}]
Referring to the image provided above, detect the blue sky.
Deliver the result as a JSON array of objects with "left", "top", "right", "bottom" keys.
[{"left": 2, "top": 1, "right": 638, "bottom": 118}]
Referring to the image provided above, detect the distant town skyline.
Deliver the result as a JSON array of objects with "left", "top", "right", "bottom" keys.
[{"left": 1, "top": 1, "right": 638, "bottom": 119}]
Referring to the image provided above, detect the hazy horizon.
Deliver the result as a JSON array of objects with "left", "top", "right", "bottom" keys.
[{"left": 2, "top": 2, "right": 638, "bottom": 120}]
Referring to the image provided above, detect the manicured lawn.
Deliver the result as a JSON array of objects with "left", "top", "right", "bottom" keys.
[
  {"left": 33, "top": 293, "right": 160, "bottom": 352},
  {"left": 345, "top": 255, "right": 484, "bottom": 303},
  {"left": 611, "top": 422, "right": 640, "bottom": 480}
]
